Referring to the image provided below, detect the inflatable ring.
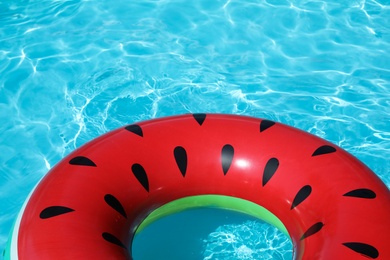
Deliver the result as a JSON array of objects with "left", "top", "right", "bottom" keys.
[{"left": 5, "top": 114, "right": 390, "bottom": 259}]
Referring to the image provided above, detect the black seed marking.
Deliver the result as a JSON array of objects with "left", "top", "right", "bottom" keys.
[
  {"left": 40, "top": 206, "right": 75, "bottom": 219},
  {"left": 104, "top": 194, "right": 127, "bottom": 218},
  {"left": 221, "top": 144, "right": 234, "bottom": 175},
  {"left": 343, "top": 188, "right": 376, "bottom": 199},
  {"left": 125, "top": 124, "right": 143, "bottom": 137},
  {"left": 300, "top": 222, "right": 324, "bottom": 240},
  {"left": 260, "top": 120, "right": 275, "bottom": 132},
  {"left": 69, "top": 156, "right": 96, "bottom": 167},
  {"left": 291, "top": 185, "right": 312, "bottom": 210},
  {"left": 262, "top": 158, "right": 279, "bottom": 186},
  {"left": 174, "top": 146, "right": 187, "bottom": 177},
  {"left": 312, "top": 145, "right": 336, "bottom": 156},
  {"left": 131, "top": 163, "right": 149, "bottom": 192},
  {"left": 342, "top": 242, "right": 379, "bottom": 259},
  {"left": 193, "top": 113, "right": 206, "bottom": 126},
  {"left": 102, "top": 232, "right": 127, "bottom": 249}
]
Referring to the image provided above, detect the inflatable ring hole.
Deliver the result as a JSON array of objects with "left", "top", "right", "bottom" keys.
[{"left": 131, "top": 195, "right": 292, "bottom": 259}]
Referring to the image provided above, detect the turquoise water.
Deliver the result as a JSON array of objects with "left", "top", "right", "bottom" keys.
[
  {"left": 132, "top": 209, "right": 293, "bottom": 259},
  {"left": 1, "top": 0, "right": 389, "bottom": 259}
]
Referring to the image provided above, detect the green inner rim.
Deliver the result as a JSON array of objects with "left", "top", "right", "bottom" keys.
[{"left": 136, "top": 195, "right": 290, "bottom": 238}]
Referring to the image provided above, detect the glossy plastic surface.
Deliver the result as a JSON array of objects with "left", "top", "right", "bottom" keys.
[
  {"left": 135, "top": 195, "right": 289, "bottom": 236},
  {"left": 7, "top": 114, "right": 390, "bottom": 259}
]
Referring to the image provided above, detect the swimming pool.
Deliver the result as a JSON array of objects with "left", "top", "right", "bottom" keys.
[{"left": 1, "top": 0, "right": 389, "bottom": 259}]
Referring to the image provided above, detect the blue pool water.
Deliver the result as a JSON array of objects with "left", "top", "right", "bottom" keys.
[{"left": 1, "top": 0, "right": 389, "bottom": 259}]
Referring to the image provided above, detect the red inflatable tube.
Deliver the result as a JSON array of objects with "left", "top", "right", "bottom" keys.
[{"left": 6, "top": 114, "right": 390, "bottom": 259}]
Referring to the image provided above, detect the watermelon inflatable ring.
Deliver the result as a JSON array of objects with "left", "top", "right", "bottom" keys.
[{"left": 5, "top": 114, "right": 390, "bottom": 259}]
